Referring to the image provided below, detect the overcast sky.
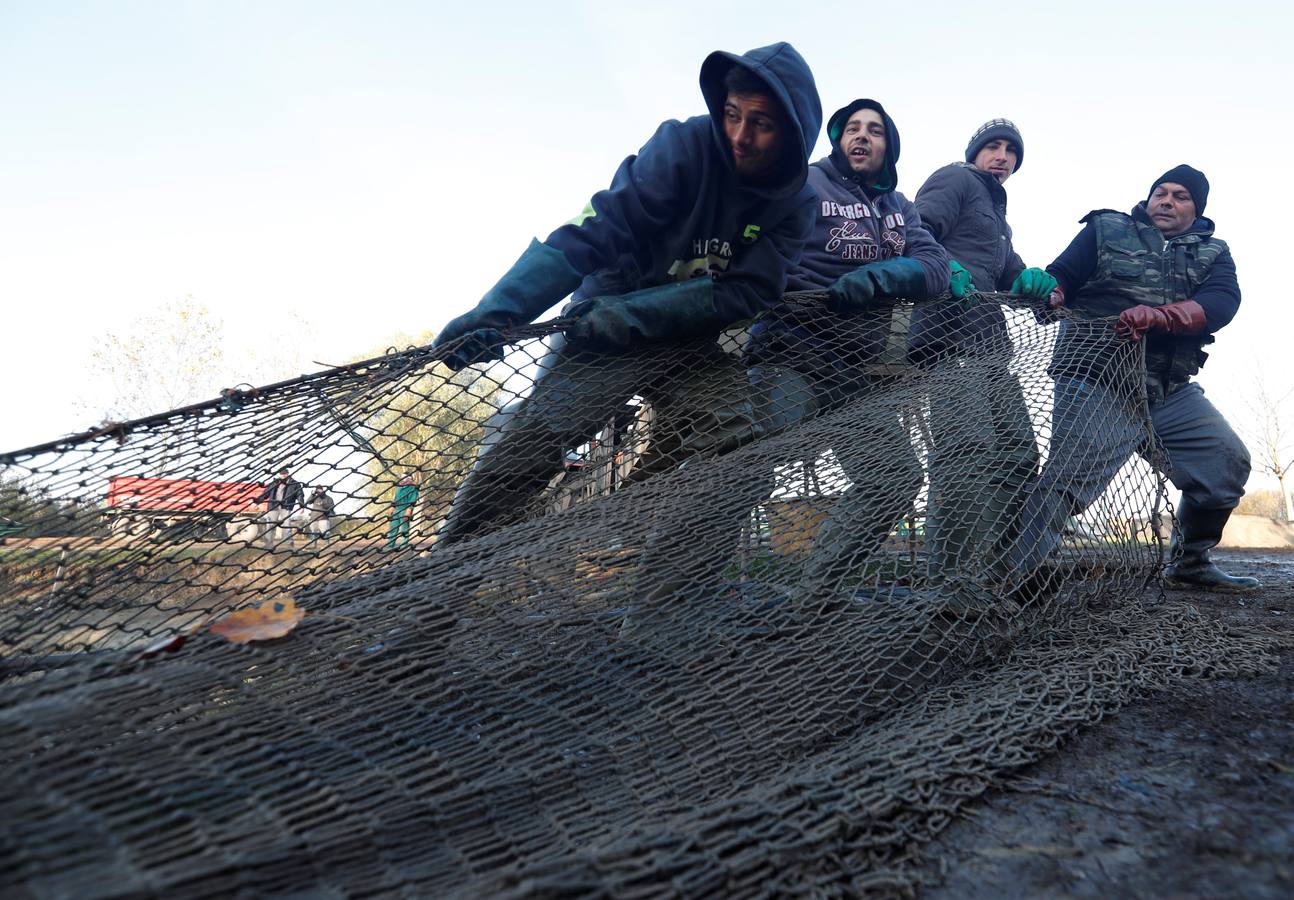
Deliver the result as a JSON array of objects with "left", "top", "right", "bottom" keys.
[{"left": 2, "top": 0, "right": 1290, "bottom": 480}]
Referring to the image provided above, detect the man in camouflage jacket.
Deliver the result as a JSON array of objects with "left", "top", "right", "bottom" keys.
[{"left": 1005, "top": 165, "right": 1258, "bottom": 592}]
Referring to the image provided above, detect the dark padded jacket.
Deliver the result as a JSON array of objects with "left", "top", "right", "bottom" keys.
[
  {"left": 910, "top": 162, "right": 1027, "bottom": 358},
  {"left": 915, "top": 162, "right": 1025, "bottom": 291},
  {"left": 544, "top": 42, "right": 822, "bottom": 327}
]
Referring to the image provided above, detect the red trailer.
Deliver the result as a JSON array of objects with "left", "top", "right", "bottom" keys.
[{"left": 105, "top": 476, "right": 267, "bottom": 540}]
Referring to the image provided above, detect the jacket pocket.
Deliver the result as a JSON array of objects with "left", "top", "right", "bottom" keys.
[{"left": 1104, "top": 246, "right": 1148, "bottom": 280}]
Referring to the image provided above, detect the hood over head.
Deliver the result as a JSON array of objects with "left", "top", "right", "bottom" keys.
[
  {"left": 825, "top": 98, "right": 900, "bottom": 196},
  {"left": 700, "top": 42, "right": 822, "bottom": 195}
]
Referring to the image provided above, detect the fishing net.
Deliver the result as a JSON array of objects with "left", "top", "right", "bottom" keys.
[{"left": 0, "top": 294, "right": 1278, "bottom": 897}]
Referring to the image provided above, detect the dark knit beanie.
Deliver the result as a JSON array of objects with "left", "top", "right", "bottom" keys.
[
  {"left": 964, "top": 118, "right": 1023, "bottom": 171},
  {"left": 1148, "top": 164, "right": 1208, "bottom": 216}
]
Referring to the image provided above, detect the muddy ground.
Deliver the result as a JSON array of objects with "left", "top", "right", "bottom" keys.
[{"left": 923, "top": 549, "right": 1294, "bottom": 898}]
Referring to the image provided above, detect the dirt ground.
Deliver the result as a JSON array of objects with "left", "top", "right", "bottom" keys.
[{"left": 922, "top": 549, "right": 1294, "bottom": 898}]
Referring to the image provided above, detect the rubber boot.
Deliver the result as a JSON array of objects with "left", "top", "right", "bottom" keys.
[
  {"left": 800, "top": 482, "right": 908, "bottom": 612},
  {"left": 1163, "top": 500, "right": 1260, "bottom": 593},
  {"left": 799, "top": 436, "right": 923, "bottom": 614},
  {"left": 435, "top": 397, "right": 565, "bottom": 544}
]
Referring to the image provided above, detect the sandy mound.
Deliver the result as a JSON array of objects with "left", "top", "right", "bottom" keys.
[{"left": 1219, "top": 513, "right": 1294, "bottom": 549}]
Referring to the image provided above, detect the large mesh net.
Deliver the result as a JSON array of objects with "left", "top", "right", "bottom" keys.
[{"left": 0, "top": 294, "right": 1279, "bottom": 896}]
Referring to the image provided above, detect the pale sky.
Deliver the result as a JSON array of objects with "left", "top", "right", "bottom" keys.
[{"left": 2, "top": 1, "right": 1290, "bottom": 482}]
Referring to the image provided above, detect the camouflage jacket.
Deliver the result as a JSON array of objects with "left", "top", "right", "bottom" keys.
[
  {"left": 1048, "top": 204, "right": 1240, "bottom": 385},
  {"left": 1076, "top": 207, "right": 1230, "bottom": 318}
]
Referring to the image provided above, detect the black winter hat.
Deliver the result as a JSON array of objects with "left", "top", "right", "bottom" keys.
[
  {"left": 965, "top": 118, "right": 1024, "bottom": 172},
  {"left": 1148, "top": 164, "right": 1209, "bottom": 217}
]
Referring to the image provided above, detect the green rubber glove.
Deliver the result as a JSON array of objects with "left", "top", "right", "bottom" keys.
[
  {"left": 827, "top": 257, "right": 927, "bottom": 314},
  {"left": 433, "top": 239, "right": 583, "bottom": 370},
  {"left": 1009, "top": 267, "right": 1059, "bottom": 300},
  {"left": 563, "top": 278, "right": 720, "bottom": 353},
  {"left": 948, "top": 260, "right": 976, "bottom": 299}
]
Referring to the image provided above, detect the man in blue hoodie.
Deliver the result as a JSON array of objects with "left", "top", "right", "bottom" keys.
[
  {"left": 747, "top": 98, "right": 949, "bottom": 605},
  {"left": 431, "top": 43, "right": 822, "bottom": 544},
  {"left": 1003, "top": 165, "right": 1259, "bottom": 592}
]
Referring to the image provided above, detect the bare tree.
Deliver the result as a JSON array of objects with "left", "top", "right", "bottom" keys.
[
  {"left": 1244, "top": 375, "right": 1294, "bottom": 522},
  {"left": 86, "top": 295, "right": 227, "bottom": 421},
  {"left": 84, "top": 296, "right": 317, "bottom": 422},
  {"left": 83, "top": 296, "right": 318, "bottom": 477}
]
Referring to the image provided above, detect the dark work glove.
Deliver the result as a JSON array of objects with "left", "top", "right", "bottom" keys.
[
  {"left": 434, "top": 327, "right": 509, "bottom": 369},
  {"left": 1115, "top": 300, "right": 1207, "bottom": 342},
  {"left": 563, "top": 278, "right": 719, "bottom": 353},
  {"left": 1009, "top": 267, "right": 1059, "bottom": 299},
  {"left": 826, "top": 256, "right": 927, "bottom": 314},
  {"left": 433, "top": 239, "right": 583, "bottom": 370}
]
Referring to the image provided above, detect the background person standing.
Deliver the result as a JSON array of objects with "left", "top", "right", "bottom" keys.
[
  {"left": 255, "top": 467, "right": 304, "bottom": 548},
  {"left": 305, "top": 486, "right": 335, "bottom": 541},
  {"left": 387, "top": 475, "right": 419, "bottom": 550}
]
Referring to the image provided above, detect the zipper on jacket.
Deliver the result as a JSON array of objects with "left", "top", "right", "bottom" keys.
[{"left": 1162, "top": 232, "right": 1192, "bottom": 304}]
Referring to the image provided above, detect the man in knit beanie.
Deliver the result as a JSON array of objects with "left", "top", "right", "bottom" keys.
[
  {"left": 1006, "top": 163, "right": 1259, "bottom": 593},
  {"left": 910, "top": 118, "right": 1051, "bottom": 577},
  {"left": 1148, "top": 164, "right": 1209, "bottom": 219},
  {"left": 964, "top": 119, "right": 1024, "bottom": 174},
  {"left": 1142, "top": 164, "right": 1210, "bottom": 236}
]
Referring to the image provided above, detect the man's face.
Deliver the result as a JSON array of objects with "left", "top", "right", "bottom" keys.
[
  {"left": 278, "top": 471, "right": 289, "bottom": 480},
  {"left": 723, "top": 92, "right": 785, "bottom": 181},
  {"left": 1147, "top": 182, "right": 1197, "bottom": 237},
  {"left": 838, "top": 108, "right": 886, "bottom": 177},
  {"left": 972, "top": 139, "right": 1018, "bottom": 184}
]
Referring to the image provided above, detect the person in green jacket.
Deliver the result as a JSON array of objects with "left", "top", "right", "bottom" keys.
[{"left": 387, "top": 475, "right": 419, "bottom": 550}]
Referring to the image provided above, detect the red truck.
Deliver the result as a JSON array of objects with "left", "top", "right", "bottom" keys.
[{"left": 105, "top": 476, "right": 267, "bottom": 541}]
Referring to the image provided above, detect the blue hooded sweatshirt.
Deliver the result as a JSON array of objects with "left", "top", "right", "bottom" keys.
[
  {"left": 753, "top": 100, "right": 947, "bottom": 368},
  {"left": 785, "top": 99, "right": 948, "bottom": 296},
  {"left": 542, "top": 42, "right": 822, "bottom": 327}
]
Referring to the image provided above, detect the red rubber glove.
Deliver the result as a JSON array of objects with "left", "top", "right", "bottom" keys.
[{"left": 1115, "top": 300, "right": 1207, "bottom": 342}]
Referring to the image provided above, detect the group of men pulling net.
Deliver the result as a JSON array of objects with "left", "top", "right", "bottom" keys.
[
  {"left": 0, "top": 39, "right": 1277, "bottom": 898},
  {"left": 0, "top": 294, "right": 1276, "bottom": 896}
]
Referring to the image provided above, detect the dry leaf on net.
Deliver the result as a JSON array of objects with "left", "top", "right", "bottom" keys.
[
  {"left": 130, "top": 614, "right": 219, "bottom": 664},
  {"left": 209, "top": 598, "right": 306, "bottom": 644}
]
